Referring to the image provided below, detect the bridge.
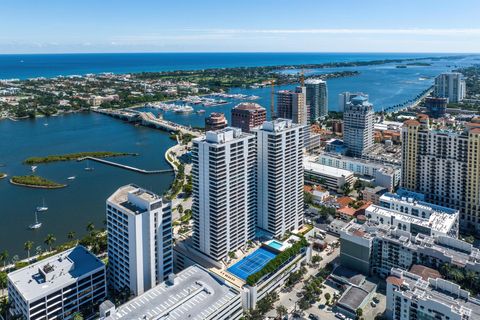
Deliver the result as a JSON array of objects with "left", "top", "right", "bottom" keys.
[
  {"left": 79, "top": 156, "right": 173, "bottom": 174},
  {"left": 94, "top": 108, "right": 202, "bottom": 137}
]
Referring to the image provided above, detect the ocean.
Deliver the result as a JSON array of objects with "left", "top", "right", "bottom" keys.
[{"left": 0, "top": 52, "right": 454, "bottom": 80}]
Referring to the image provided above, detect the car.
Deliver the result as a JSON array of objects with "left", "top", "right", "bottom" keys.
[
  {"left": 335, "top": 313, "right": 343, "bottom": 319},
  {"left": 371, "top": 301, "right": 377, "bottom": 307},
  {"left": 308, "top": 314, "right": 320, "bottom": 320},
  {"left": 318, "top": 304, "right": 326, "bottom": 309},
  {"left": 373, "top": 296, "right": 380, "bottom": 303},
  {"left": 327, "top": 307, "right": 333, "bottom": 312},
  {"left": 296, "top": 292, "right": 303, "bottom": 298}
]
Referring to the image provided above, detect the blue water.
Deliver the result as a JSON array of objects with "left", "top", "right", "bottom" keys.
[
  {"left": 0, "top": 52, "right": 455, "bottom": 80},
  {"left": 1, "top": 52, "right": 479, "bottom": 257},
  {"left": 268, "top": 240, "right": 284, "bottom": 250},
  {"left": 227, "top": 247, "right": 277, "bottom": 280}
]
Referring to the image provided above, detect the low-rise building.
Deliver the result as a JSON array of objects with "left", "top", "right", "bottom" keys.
[
  {"left": 8, "top": 246, "right": 106, "bottom": 320},
  {"left": 362, "top": 186, "right": 388, "bottom": 205},
  {"left": 316, "top": 152, "right": 401, "bottom": 191},
  {"left": 340, "top": 220, "right": 480, "bottom": 278},
  {"left": 99, "top": 265, "right": 243, "bottom": 320},
  {"left": 386, "top": 267, "right": 480, "bottom": 320},
  {"left": 378, "top": 191, "right": 459, "bottom": 237},
  {"left": 365, "top": 202, "right": 459, "bottom": 238},
  {"left": 304, "top": 159, "right": 355, "bottom": 193}
]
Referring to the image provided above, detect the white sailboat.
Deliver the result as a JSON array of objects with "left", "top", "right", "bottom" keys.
[
  {"left": 67, "top": 176, "right": 76, "bottom": 180},
  {"left": 36, "top": 198, "right": 48, "bottom": 212},
  {"left": 84, "top": 159, "right": 94, "bottom": 171},
  {"left": 31, "top": 165, "right": 38, "bottom": 172},
  {"left": 29, "top": 211, "right": 42, "bottom": 230}
]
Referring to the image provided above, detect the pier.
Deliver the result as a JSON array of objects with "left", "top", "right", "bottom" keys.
[
  {"left": 79, "top": 156, "right": 173, "bottom": 174},
  {"left": 94, "top": 108, "right": 202, "bottom": 137}
]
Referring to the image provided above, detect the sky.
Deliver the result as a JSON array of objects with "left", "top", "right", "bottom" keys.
[{"left": 1, "top": 0, "right": 480, "bottom": 54}]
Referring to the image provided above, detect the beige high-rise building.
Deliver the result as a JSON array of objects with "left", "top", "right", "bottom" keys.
[
  {"left": 276, "top": 86, "right": 308, "bottom": 126},
  {"left": 401, "top": 115, "right": 480, "bottom": 231}
]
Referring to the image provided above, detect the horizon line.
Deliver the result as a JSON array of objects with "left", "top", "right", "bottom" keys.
[{"left": 0, "top": 51, "right": 478, "bottom": 56}]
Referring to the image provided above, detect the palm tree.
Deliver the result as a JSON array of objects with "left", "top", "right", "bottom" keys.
[
  {"left": 276, "top": 305, "right": 288, "bottom": 319},
  {"left": 72, "top": 312, "right": 84, "bottom": 320},
  {"left": 67, "top": 231, "right": 76, "bottom": 242},
  {"left": 0, "top": 250, "right": 8, "bottom": 269},
  {"left": 86, "top": 222, "right": 95, "bottom": 234},
  {"left": 44, "top": 234, "right": 56, "bottom": 252},
  {"left": 24, "top": 241, "right": 34, "bottom": 260}
]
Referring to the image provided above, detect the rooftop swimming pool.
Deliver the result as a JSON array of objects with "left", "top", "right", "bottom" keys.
[{"left": 267, "top": 240, "right": 284, "bottom": 250}]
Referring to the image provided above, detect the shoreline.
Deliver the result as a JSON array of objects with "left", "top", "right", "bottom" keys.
[
  {"left": 9, "top": 178, "right": 67, "bottom": 189},
  {"left": 0, "top": 54, "right": 466, "bottom": 81}
]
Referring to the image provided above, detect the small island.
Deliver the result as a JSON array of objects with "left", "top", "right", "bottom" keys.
[
  {"left": 24, "top": 151, "right": 137, "bottom": 165},
  {"left": 10, "top": 175, "right": 66, "bottom": 189}
]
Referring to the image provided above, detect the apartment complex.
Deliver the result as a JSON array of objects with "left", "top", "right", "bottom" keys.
[
  {"left": 99, "top": 265, "right": 243, "bottom": 320},
  {"left": 401, "top": 116, "right": 480, "bottom": 231},
  {"left": 8, "top": 246, "right": 106, "bottom": 320},
  {"left": 434, "top": 72, "right": 466, "bottom": 103},
  {"left": 205, "top": 112, "right": 228, "bottom": 131},
  {"left": 106, "top": 184, "right": 173, "bottom": 296},
  {"left": 386, "top": 268, "right": 480, "bottom": 320},
  {"left": 253, "top": 119, "right": 304, "bottom": 237},
  {"left": 231, "top": 102, "right": 267, "bottom": 133},
  {"left": 276, "top": 86, "right": 308, "bottom": 125},
  {"left": 305, "top": 79, "right": 328, "bottom": 121},
  {"left": 340, "top": 220, "right": 480, "bottom": 278},
  {"left": 343, "top": 95, "right": 374, "bottom": 157},
  {"left": 317, "top": 152, "right": 401, "bottom": 191},
  {"left": 191, "top": 127, "right": 257, "bottom": 261},
  {"left": 365, "top": 200, "right": 459, "bottom": 238}
]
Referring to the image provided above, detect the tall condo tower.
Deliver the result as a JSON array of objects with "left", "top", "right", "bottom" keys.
[
  {"left": 305, "top": 79, "right": 328, "bottom": 121},
  {"left": 106, "top": 184, "right": 173, "bottom": 296},
  {"left": 277, "top": 87, "right": 308, "bottom": 125},
  {"left": 253, "top": 119, "right": 304, "bottom": 237},
  {"left": 434, "top": 72, "right": 466, "bottom": 103},
  {"left": 401, "top": 115, "right": 480, "bottom": 231},
  {"left": 343, "top": 95, "right": 374, "bottom": 157},
  {"left": 191, "top": 127, "right": 257, "bottom": 261}
]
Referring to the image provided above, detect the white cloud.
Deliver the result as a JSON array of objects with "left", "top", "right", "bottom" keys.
[{"left": 192, "top": 28, "right": 480, "bottom": 36}]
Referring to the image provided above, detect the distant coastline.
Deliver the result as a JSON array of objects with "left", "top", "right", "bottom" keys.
[{"left": 0, "top": 52, "right": 466, "bottom": 80}]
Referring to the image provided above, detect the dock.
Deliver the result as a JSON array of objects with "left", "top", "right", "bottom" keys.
[
  {"left": 94, "top": 108, "right": 202, "bottom": 137},
  {"left": 79, "top": 157, "right": 173, "bottom": 174}
]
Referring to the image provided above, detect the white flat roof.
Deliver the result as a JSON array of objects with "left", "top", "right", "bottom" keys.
[
  {"left": 366, "top": 204, "right": 457, "bottom": 234},
  {"left": 105, "top": 265, "right": 240, "bottom": 320},
  {"left": 304, "top": 160, "right": 354, "bottom": 178},
  {"left": 8, "top": 246, "right": 104, "bottom": 302}
]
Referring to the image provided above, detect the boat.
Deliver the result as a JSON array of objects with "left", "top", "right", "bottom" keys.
[
  {"left": 197, "top": 109, "right": 206, "bottom": 114},
  {"left": 173, "top": 106, "right": 194, "bottom": 114},
  {"left": 84, "top": 159, "right": 94, "bottom": 171},
  {"left": 31, "top": 165, "right": 37, "bottom": 172},
  {"left": 36, "top": 199, "right": 48, "bottom": 212},
  {"left": 29, "top": 211, "right": 42, "bottom": 230},
  {"left": 67, "top": 176, "right": 76, "bottom": 180}
]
